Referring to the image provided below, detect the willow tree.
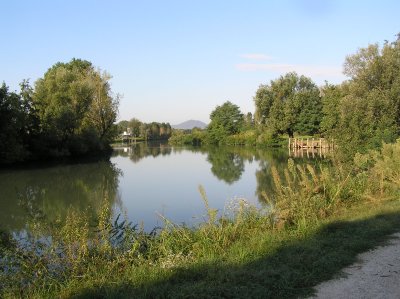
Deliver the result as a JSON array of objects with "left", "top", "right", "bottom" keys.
[
  {"left": 84, "top": 70, "right": 120, "bottom": 143},
  {"left": 33, "top": 58, "right": 119, "bottom": 156}
]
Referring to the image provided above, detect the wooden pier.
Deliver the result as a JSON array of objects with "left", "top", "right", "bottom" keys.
[
  {"left": 288, "top": 138, "right": 334, "bottom": 158},
  {"left": 288, "top": 138, "right": 334, "bottom": 150}
]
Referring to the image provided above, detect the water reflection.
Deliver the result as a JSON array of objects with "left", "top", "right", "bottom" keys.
[
  {"left": 114, "top": 143, "right": 252, "bottom": 185},
  {"left": 0, "top": 161, "right": 121, "bottom": 232},
  {"left": 112, "top": 142, "right": 173, "bottom": 162},
  {"left": 1, "top": 143, "right": 326, "bottom": 233},
  {"left": 254, "top": 149, "right": 290, "bottom": 202},
  {"left": 289, "top": 147, "right": 332, "bottom": 159},
  {"left": 113, "top": 143, "right": 292, "bottom": 203},
  {"left": 206, "top": 147, "right": 245, "bottom": 184}
]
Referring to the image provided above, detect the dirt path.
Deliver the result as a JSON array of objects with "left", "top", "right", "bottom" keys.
[{"left": 312, "top": 232, "right": 400, "bottom": 299}]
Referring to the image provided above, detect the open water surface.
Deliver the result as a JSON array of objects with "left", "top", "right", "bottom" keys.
[{"left": 0, "top": 143, "right": 320, "bottom": 232}]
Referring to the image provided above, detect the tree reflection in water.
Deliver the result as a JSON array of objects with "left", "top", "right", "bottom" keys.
[
  {"left": 206, "top": 147, "right": 245, "bottom": 184},
  {"left": 0, "top": 161, "right": 121, "bottom": 232},
  {"left": 113, "top": 142, "right": 293, "bottom": 204}
]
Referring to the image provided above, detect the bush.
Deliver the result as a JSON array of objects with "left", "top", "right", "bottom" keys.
[
  {"left": 168, "top": 130, "right": 207, "bottom": 146},
  {"left": 225, "top": 130, "right": 257, "bottom": 146},
  {"left": 256, "top": 130, "right": 285, "bottom": 147},
  {"left": 354, "top": 139, "right": 400, "bottom": 200}
]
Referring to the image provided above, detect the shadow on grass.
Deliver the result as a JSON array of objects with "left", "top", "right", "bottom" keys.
[{"left": 73, "top": 211, "right": 400, "bottom": 299}]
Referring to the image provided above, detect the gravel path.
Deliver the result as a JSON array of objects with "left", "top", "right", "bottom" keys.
[{"left": 312, "top": 232, "right": 400, "bottom": 299}]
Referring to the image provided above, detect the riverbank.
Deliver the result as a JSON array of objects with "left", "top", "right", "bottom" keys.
[
  {"left": 1, "top": 141, "right": 400, "bottom": 298},
  {"left": 1, "top": 198, "right": 399, "bottom": 299}
]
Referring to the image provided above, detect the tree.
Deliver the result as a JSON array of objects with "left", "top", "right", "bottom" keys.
[
  {"left": 128, "top": 118, "right": 142, "bottom": 137},
  {"left": 149, "top": 122, "right": 160, "bottom": 139},
  {"left": 254, "top": 72, "right": 322, "bottom": 137},
  {"left": 320, "top": 83, "right": 343, "bottom": 135},
  {"left": 207, "top": 101, "right": 243, "bottom": 143},
  {"left": 140, "top": 123, "right": 149, "bottom": 140},
  {"left": 336, "top": 36, "right": 400, "bottom": 153},
  {"left": 254, "top": 84, "right": 274, "bottom": 127},
  {"left": 114, "top": 120, "right": 171, "bottom": 140},
  {"left": 159, "top": 122, "right": 172, "bottom": 139},
  {"left": 117, "top": 120, "right": 129, "bottom": 135},
  {"left": 243, "top": 112, "right": 254, "bottom": 130},
  {"left": 34, "top": 59, "right": 93, "bottom": 146},
  {"left": 84, "top": 70, "right": 120, "bottom": 143},
  {"left": 33, "top": 58, "right": 119, "bottom": 155},
  {"left": 0, "top": 83, "right": 26, "bottom": 163}
]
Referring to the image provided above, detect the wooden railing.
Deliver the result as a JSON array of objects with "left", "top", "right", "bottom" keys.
[
  {"left": 288, "top": 138, "right": 334, "bottom": 158},
  {"left": 288, "top": 138, "right": 334, "bottom": 149}
]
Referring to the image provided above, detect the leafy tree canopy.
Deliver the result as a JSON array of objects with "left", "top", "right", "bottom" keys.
[
  {"left": 331, "top": 36, "right": 400, "bottom": 154},
  {"left": 254, "top": 72, "right": 322, "bottom": 137},
  {"left": 0, "top": 83, "right": 26, "bottom": 163},
  {"left": 33, "top": 58, "right": 119, "bottom": 155},
  {"left": 207, "top": 101, "right": 244, "bottom": 143}
]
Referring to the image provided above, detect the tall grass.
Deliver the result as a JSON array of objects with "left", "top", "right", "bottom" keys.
[{"left": 1, "top": 141, "right": 400, "bottom": 298}]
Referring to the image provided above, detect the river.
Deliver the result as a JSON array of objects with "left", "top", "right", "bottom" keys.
[{"left": 0, "top": 143, "right": 319, "bottom": 233}]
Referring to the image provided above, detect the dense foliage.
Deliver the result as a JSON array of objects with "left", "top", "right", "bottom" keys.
[
  {"left": 324, "top": 37, "right": 400, "bottom": 156},
  {"left": 0, "top": 59, "right": 119, "bottom": 164},
  {"left": 254, "top": 72, "right": 322, "bottom": 137},
  {"left": 33, "top": 59, "right": 119, "bottom": 157},
  {"left": 207, "top": 101, "right": 244, "bottom": 144},
  {"left": 0, "top": 83, "right": 30, "bottom": 163}
]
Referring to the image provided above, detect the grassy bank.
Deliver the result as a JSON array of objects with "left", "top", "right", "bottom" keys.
[{"left": 1, "top": 141, "right": 400, "bottom": 298}]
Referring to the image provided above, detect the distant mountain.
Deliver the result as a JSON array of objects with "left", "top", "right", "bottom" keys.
[{"left": 172, "top": 120, "right": 207, "bottom": 130}]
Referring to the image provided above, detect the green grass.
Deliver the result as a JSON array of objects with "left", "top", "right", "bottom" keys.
[
  {"left": 3, "top": 201, "right": 400, "bottom": 299},
  {"left": 61, "top": 200, "right": 400, "bottom": 299}
]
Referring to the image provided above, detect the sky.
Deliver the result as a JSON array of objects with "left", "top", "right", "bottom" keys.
[{"left": 1, "top": 0, "right": 399, "bottom": 124}]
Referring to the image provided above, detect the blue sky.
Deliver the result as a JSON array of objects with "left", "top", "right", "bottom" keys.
[{"left": 1, "top": 0, "right": 399, "bottom": 124}]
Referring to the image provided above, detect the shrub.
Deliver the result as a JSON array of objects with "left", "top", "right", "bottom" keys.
[
  {"left": 225, "top": 130, "right": 257, "bottom": 146},
  {"left": 256, "top": 130, "right": 285, "bottom": 147}
]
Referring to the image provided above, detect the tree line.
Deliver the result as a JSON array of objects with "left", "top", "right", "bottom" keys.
[
  {"left": 116, "top": 119, "right": 172, "bottom": 141},
  {"left": 255, "top": 35, "right": 400, "bottom": 156},
  {"left": 3, "top": 35, "right": 399, "bottom": 163},
  {"left": 0, "top": 59, "right": 119, "bottom": 164},
  {"left": 171, "top": 35, "right": 400, "bottom": 157}
]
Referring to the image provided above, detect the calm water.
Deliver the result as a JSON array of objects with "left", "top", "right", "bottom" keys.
[{"left": 0, "top": 143, "right": 314, "bottom": 232}]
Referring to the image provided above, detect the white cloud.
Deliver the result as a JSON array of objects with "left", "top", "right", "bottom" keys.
[
  {"left": 239, "top": 53, "right": 274, "bottom": 60},
  {"left": 235, "top": 63, "right": 343, "bottom": 78}
]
